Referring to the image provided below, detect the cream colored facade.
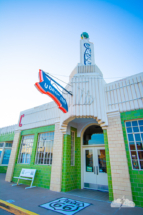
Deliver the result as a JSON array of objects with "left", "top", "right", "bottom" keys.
[{"left": 107, "top": 111, "right": 132, "bottom": 200}]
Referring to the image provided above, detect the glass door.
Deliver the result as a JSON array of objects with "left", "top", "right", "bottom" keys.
[
  {"left": 83, "top": 148, "right": 96, "bottom": 189},
  {"left": 83, "top": 147, "right": 108, "bottom": 191},
  {"left": 95, "top": 148, "right": 108, "bottom": 191}
]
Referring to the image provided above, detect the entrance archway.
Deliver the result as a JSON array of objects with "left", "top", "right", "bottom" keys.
[{"left": 81, "top": 124, "right": 108, "bottom": 191}]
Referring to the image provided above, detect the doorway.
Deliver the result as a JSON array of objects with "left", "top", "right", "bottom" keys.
[
  {"left": 81, "top": 124, "right": 108, "bottom": 191},
  {"left": 83, "top": 147, "right": 108, "bottom": 191}
]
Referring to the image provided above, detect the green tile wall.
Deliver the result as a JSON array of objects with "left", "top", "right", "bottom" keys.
[
  {"left": 61, "top": 127, "right": 81, "bottom": 192},
  {"left": 0, "top": 166, "right": 8, "bottom": 173},
  {"left": 0, "top": 132, "right": 14, "bottom": 173},
  {"left": 103, "top": 130, "right": 114, "bottom": 201},
  {"left": 121, "top": 109, "right": 143, "bottom": 207},
  {"left": 12, "top": 125, "right": 55, "bottom": 189}
]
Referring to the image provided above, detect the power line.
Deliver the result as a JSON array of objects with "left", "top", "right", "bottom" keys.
[{"left": 46, "top": 73, "right": 128, "bottom": 79}]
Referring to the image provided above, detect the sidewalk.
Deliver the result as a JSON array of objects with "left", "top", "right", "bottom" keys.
[{"left": 0, "top": 174, "right": 143, "bottom": 215}]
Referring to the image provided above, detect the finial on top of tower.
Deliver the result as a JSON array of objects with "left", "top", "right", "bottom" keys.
[{"left": 81, "top": 32, "right": 89, "bottom": 39}]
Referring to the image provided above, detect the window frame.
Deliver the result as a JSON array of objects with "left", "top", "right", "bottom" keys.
[
  {"left": 17, "top": 134, "right": 34, "bottom": 164},
  {"left": 71, "top": 130, "right": 75, "bottom": 166},
  {"left": 125, "top": 119, "right": 143, "bottom": 171},
  {"left": 35, "top": 131, "right": 54, "bottom": 165},
  {"left": 0, "top": 141, "right": 13, "bottom": 166}
]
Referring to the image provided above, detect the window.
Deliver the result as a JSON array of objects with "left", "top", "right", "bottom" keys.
[
  {"left": 71, "top": 131, "right": 75, "bottom": 166},
  {"left": 126, "top": 120, "right": 143, "bottom": 170},
  {"left": 83, "top": 125, "right": 104, "bottom": 145},
  {"left": 18, "top": 135, "right": 34, "bottom": 164},
  {"left": 35, "top": 132, "right": 54, "bottom": 165},
  {"left": 0, "top": 142, "right": 12, "bottom": 165}
]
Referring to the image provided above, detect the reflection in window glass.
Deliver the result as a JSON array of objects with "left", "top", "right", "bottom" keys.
[
  {"left": 140, "top": 161, "right": 143, "bottom": 169},
  {"left": 138, "top": 151, "right": 143, "bottom": 159},
  {"left": 0, "top": 149, "right": 3, "bottom": 160},
  {"left": 98, "top": 149, "right": 107, "bottom": 173},
  {"left": 132, "top": 160, "right": 139, "bottom": 169},
  {"left": 35, "top": 132, "right": 54, "bottom": 165},
  {"left": 85, "top": 150, "right": 93, "bottom": 172},
  {"left": 128, "top": 134, "right": 134, "bottom": 141},
  {"left": 135, "top": 134, "right": 141, "bottom": 141},
  {"left": 0, "top": 142, "right": 12, "bottom": 165},
  {"left": 131, "top": 151, "right": 137, "bottom": 159},
  {"left": 139, "top": 120, "right": 143, "bottom": 126},
  {"left": 88, "top": 134, "right": 104, "bottom": 145},
  {"left": 2, "top": 149, "right": 11, "bottom": 164},
  {"left": 133, "top": 127, "right": 139, "bottom": 133},
  {"left": 129, "top": 142, "right": 135, "bottom": 150},
  {"left": 132, "top": 121, "right": 138, "bottom": 126},
  {"left": 126, "top": 120, "right": 143, "bottom": 170},
  {"left": 18, "top": 135, "right": 34, "bottom": 164},
  {"left": 126, "top": 122, "right": 131, "bottom": 127},
  {"left": 127, "top": 127, "right": 132, "bottom": 133},
  {"left": 5, "top": 143, "right": 12, "bottom": 147},
  {"left": 83, "top": 125, "right": 104, "bottom": 145},
  {"left": 0, "top": 143, "right": 4, "bottom": 147}
]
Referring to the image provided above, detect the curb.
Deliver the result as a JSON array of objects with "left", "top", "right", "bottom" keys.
[{"left": 0, "top": 199, "right": 38, "bottom": 215}]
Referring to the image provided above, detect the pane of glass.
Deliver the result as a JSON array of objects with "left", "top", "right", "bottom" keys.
[
  {"left": 21, "top": 153, "right": 25, "bottom": 163},
  {"left": 136, "top": 142, "right": 143, "bottom": 150},
  {"left": 129, "top": 142, "right": 135, "bottom": 150},
  {"left": 139, "top": 120, "right": 143, "bottom": 126},
  {"left": 128, "top": 134, "right": 134, "bottom": 141},
  {"left": 126, "top": 122, "right": 131, "bottom": 127},
  {"left": 25, "top": 154, "right": 31, "bottom": 164},
  {"left": 5, "top": 143, "right": 12, "bottom": 147},
  {"left": 127, "top": 127, "right": 132, "bottom": 133},
  {"left": 140, "top": 160, "right": 143, "bottom": 169},
  {"left": 0, "top": 143, "right": 4, "bottom": 147},
  {"left": 135, "top": 134, "right": 141, "bottom": 141},
  {"left": 133, "top": 127, "right": 139, "bottom": 133},
  {"left": 132, "top": 121, "right": 138, "bottom": 126},
  {"left": 85, "top": 150, "right": 93, "bottom": 172},
  {"left": 39, "top": 152, "right": 44, "bottom": 164},
  {"left": 36, "top": 132, "right": 54, "bottom": 165},
  {"left": 132, "top": 159, "right": 139, "bottom": 169},
  {"left": 141, "top": 133, "right": 143, "bottom": 141},
  {"left": 18, "top": 135, "right": 34, "bottom": 164},
  {"left": 140, "top": 126, "right": 143, "bottom": 132},
  {"left": 98, "top": 149, "right": 107, "bottom": 173},
  {"left": 2, "top": 149, "right": 11, "bottom": 164},
  {"left": 0, "top": 148, "right": 3, "bottom": 159},
  {"left": 88, "top": 134, "right": 104, "bottom": 145},
  {"left": 131, "top": 151, "right": 137, "bottom": 159},
  {"left": 138, "top": 151, "right": 143, "bottom": 159}
]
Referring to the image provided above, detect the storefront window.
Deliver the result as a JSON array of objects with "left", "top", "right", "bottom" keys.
[
  {"left": 35, "top": 132, "right": 54, "bottom": 165},
  {"left": 83, "top": 125, "right": 104, "bottom": 145},
  {"left": 0, "top": 142, "right": 12, "bottom": 165},
  {"left": 18, "top": 135, "right": 34, "bottom": 164},
  {"left": 126, "top": 120, "right": 143, "bottom": 170}
]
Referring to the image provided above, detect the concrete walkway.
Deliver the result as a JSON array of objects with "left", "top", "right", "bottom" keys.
[{"left": 0, "top": 174, "right": 143, "bottom": 215}]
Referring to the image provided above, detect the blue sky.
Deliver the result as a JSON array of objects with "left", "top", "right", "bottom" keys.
[{"left": 0, "top": 0, "right": 143, "bottom": 127}]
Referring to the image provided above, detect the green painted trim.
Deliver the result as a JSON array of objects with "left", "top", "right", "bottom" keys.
[
  {"left": 61, "top": 127, "right": 81, "bottom": 192},
  {"left": 103, "top": 130, "right": 114, "bottom": 201},
  {"left": 121, "top": 109, "right": 143, "bottom": 208},
  {"left": 12, "top": 124, "right": 55, "bottom": 189},
  {"left": 0, "top": 133, "right": 14, "bottom": 142},
  {"left": 0, "top": 166, "right": 8, "bottom": 173},
  {"left": 21, "top": 125, "right": 55, "bottom": 135}
]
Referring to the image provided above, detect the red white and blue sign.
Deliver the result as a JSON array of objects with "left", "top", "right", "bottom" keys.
[{"left": 35, "top": 70, "right": 68, "bottom": 113}]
